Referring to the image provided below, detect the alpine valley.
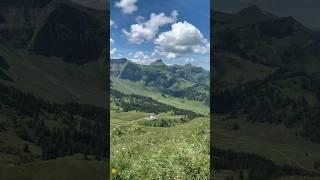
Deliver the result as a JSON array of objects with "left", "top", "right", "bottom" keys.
[
  {"left": 0, "top": 0, "right": 108, "bottom": 179},
  {"left": 212, "top": 5, "right": 320, "bottom": 180},
  {"left": 110, "top": 58, "right": 210, "bottom": 179}
]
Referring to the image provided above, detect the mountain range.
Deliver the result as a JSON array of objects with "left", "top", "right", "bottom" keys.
[
  {"left": 111, "top": 58, "right": 210, "bottom": 104},
  {"left": 212, "top": 5, "right": 320, "bottom": 179},
  {"left": 213, "top": 5, "right": 320, "bottom": 118},
  {"left": 213, "top": 5, "right": 320, "bottom": 79}
]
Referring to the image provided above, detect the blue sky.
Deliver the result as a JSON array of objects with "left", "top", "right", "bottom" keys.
[{"left": 110, "top": 0, "right": 210, "bottom": 70}]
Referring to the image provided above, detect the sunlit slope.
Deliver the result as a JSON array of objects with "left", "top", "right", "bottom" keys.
[{"left": 111, "top": 77, "right": 209, "bottom": 115}]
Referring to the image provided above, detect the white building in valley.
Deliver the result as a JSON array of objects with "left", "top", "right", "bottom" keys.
[{"left": 148, "top": 113, "right": 157, "bottom": 120}]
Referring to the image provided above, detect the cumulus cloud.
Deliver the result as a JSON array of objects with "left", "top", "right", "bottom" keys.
[
  {"left": 110, "top": 48, "right": 117, "bottom": 55},
  {"left": 128, "top": 51, "right": 159, "bottom": 64},
  {"left": 110, "top": 19, "right": 118, "bottom": 29},
  {"left": 110, "top": 37, "right": 115, "bottom": 56},
  {"left": 185, "top": 58, "right": 195, "bottom": 63},
  {"left": 133, "top": 51, "right": 149, "bottom": 60},
  {"left": 135, "top": 16, "right": 145, "bottom": 23},
  {"left": 122, "top": 10, "right": 178, "bottom": 44},
  {"left": 154, "top": 21, "right": 210, "bottom": 59},
  {"left": 115, "top": 0, "right": 138, "bottom": 14}
]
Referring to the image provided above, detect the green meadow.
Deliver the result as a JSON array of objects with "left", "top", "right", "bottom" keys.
[
  {"left": 0, "top": 155, "right": 106, "bottom": 180},
  {"left": 213, "top": 114, "right": 320, "bottom": 179},
  {"left": 111, "top": 77, "right": 209, "bottom": 115},
  {"left": 111, "top": 117, "right": 210, "bottom": 179},
  {"left": 110, "top": 82, "right": 210, "bottom": 179}
]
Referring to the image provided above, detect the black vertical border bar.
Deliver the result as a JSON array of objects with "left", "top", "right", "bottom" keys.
[
  {"left": 106, "top": 0, "right": 111, "bottom": 179},
  {"left": 210, "top": 0, "right": 214, "bottom": 179}
]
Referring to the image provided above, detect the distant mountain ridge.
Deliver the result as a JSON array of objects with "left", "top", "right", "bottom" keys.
[
  {"left": 213, "top": 5, "right": 320, "bottom": 74},
  {"left": 212, "top": 5, "right": 320, "bottom": 146},
  {"left": 150, "top": 59, "right": 166, "bottom": 66},
  {"left": 111, "top": 58, "right": 210, "bottom": 103}
]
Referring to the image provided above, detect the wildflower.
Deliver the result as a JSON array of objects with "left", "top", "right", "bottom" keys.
[
  {"left": 122, "top": 147, "right": 125, "bottom": 150},
  {"left": 112, "top": 168, "right": 117, "bottom": 174}
]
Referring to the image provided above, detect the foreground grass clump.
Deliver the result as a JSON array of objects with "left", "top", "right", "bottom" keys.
[{"left": 111, "top": 118, "right": 210, "bottom": 179}]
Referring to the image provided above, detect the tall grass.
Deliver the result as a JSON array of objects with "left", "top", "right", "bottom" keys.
[{"left": 111, "top": 118, "right": 210, "bottom": 179}]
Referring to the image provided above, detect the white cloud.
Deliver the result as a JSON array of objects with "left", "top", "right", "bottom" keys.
[
  {"left": 135, "top": 16, "right": 145, "bottom": 23},
  {"left": 133, "top": 51, "right": 149, "bottom": 60},
  {"left": 110, "top": 19, "right": 118, "bottom": 28},
  {"left": 122, "top": 10, "right": 178, "bottom": 44},
  {"left": 185, "top": 58, "right": 195, "bottom": 63},
  {"left": 154, "top": 21, "right": 209, "bottom": 59},
  {"left": 127, "top": 51, "right": 159, "bottom": 64},
  {"left": 115, "top": 0, "right": 138, "bottom": 14},
  {"left": 110, "top": 37, "right": 115, "bottom": 56},
  {"left": 110, "top": 48, "right": 117, "bottom": 55}
]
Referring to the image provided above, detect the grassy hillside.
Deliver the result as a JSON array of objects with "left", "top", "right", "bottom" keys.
[
  {"left": 213, "top": 115, "right": 320, "bottom": 170},
  {"left": 213, "top": 115, "right": 320, "bottom": 179},
  {"left": 0, "top": 46, "right": 106, "bottom": 107},
  {"left": 111, "top": 77, "right": 209, "bottom": 115},
  {"left": 110, "top": 110, "right": 149, "bottom": 129},
  {"left": 110, "top": 73, "right": 210, "bottom": 179},
  {"left": 0, "top": 155, "right": 106, "bottom": 180},
  {"left": 214, "top": 53, "right": 274, "bottom": 88},
  {"left": 111, "top": 117, "right": 210, "bottom": 179}
]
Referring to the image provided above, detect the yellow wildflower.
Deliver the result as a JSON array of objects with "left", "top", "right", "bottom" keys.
[{"left": 112, "top": 168, "right": 118, "bottom": 174}]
